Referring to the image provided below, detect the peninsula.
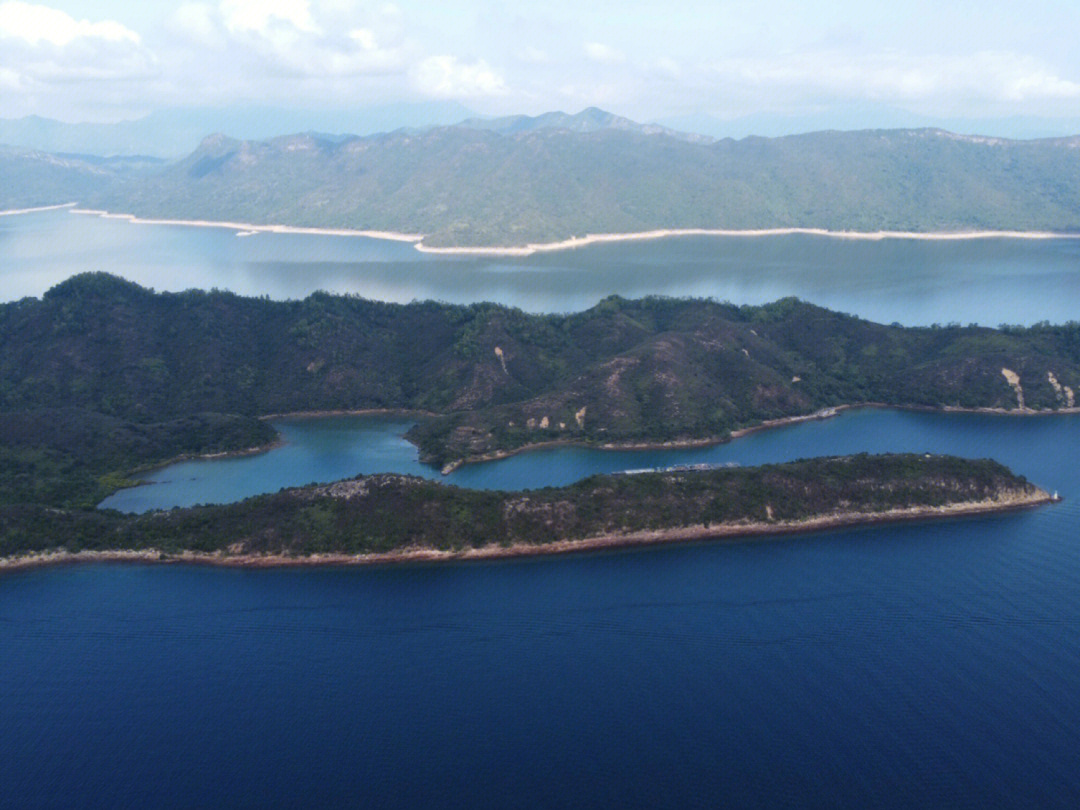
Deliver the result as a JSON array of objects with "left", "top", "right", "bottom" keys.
[
  {"left": 0, "top": 455, "right": 1053, "bottom": 568},
  {"left": 2, "top": 273, "right": 1080, "bottom": 511}
]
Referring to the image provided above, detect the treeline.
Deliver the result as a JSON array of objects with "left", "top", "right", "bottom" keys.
[
  {"left": 0, "top": 409, "right": 275, "bottom": 508},
  {"left": 0, "top": 455, "right": 1042, "bottom": 559},
  {"left": 3, "top": 274, "right": 1080, "bottom": 497}
]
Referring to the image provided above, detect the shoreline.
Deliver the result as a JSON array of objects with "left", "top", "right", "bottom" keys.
[
  {"left": 435, "top": 406, "right": 856, "bottom": 473},
  {"left": 0, "top": 202, "right": 77, "bottom": 217},
  {"left": 117, "top": 438, "right": 288, "bottom": 484},
  {"left": 1, "top": 490, "right": 1054, "bottom": 574},
  {"left": 69, "top": 208, "right": 424, "bottom": 243},
  {"left": 416, "top": 227, "right": 1080, "bottom": 256},
  {"left": 259, "top": 407, "right": 439, "bottom": 421},
  {"left": 436, "top": 403, "right": 1080, "bottom": 472},
  {"left": 107, "top": 402, "right": 1080, "bottom": 484},
  {"left": 112, "top": 409, "right": 435, "bottom": 487},
  {"left": 62, "top": 207, "right": 1080, "bottom": 256}
]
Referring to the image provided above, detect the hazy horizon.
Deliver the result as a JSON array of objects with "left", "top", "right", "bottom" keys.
[
  {"left": 3, "top": 1, "right": 1080, "bottom": 142},
  {"left": 6, "top": 100, "right": 1080, "bottom": 161}
]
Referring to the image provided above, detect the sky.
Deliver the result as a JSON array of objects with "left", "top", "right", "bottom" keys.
[{"left": 3, "top": 0, "right": 1080, "bottom": 129}]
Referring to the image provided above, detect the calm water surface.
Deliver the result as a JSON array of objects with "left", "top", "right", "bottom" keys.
[
  {"left": 4, "top": 208, "right": 1080, "bottom": 324},
  {"left": 6, "top": 410, "right": 1080, "bottom": 808},
  {"left": 6, "top": 209, "right": 1080, "bottom": 808},
  {"left": 101, "top": 408, "right": 1079, "bottom": 511}
]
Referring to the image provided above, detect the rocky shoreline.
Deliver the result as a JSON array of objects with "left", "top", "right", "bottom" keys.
[
  {"left": 433, "top": 403, "right": 1080, "bottom": 474},
  {"left": 2, "top": 489, "right": 1055, "bottom": 574}
]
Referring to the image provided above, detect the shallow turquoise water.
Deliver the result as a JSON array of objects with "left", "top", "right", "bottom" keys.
[{"left": 101, "top": 408, "right": 1078, "bottom": 512}]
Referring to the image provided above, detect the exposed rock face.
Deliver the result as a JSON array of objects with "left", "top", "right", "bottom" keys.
[
  {"left": 1002, "top": 368, "right": 1025, "bottom": 410},
  {"left": 1048, "top": 371, "right": 1076, "bottom": 408}
]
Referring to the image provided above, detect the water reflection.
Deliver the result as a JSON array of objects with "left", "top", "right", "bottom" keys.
[{"left": 5, "top": 208, "right": 1080, "bottom": 324}]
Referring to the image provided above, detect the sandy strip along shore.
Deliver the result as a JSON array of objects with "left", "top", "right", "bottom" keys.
[
  {"left": 258, "top": 407, "right": 440, "bottom": 420},
  {"left": 64, "top": 208, "right": 1080, "bottom": 256},
  {"left": 413, "top": 227, "right": 1080, "bottom": 256},
  {"left": 0, "top": 489, "right": 1055, "bottom": 574},
  {"left": 0, "top": 202, "right": 77, "bottom": 217},
  {"left": 69, "top": 208, "right": 423, "bottom": 242}
]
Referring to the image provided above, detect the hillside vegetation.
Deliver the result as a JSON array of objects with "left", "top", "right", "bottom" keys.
[
  {"left": 7, "top": 109, "right": 1080, "bottom": 246},
  {"left": 87, "top": 123, "right": 1080, "bottom": 246},
  {"left": 0, "top": 455, "right": 1045, "bottom": 560},
  {"left": 0, "top": 146, "right": 160, "bottom": 211},
  {"left": 2, "top": 274, "right": 1079, "bottom": 505}
]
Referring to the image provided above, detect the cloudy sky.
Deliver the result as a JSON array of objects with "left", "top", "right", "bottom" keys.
[{"left": 3, "top": 0, "right": 1080, "bottom": 126}]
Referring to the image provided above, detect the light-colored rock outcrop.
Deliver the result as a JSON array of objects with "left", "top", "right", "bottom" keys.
[{"left": 1002, "top": 368, "right": 1025, "bottom": 409}]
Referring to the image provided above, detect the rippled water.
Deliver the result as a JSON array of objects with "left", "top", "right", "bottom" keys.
[
  {"left": 9, "top": 409, "right": 1080, "bottom": 808},
  {"left": 6, "top": 211, "right": 1080, "bottom": 808},
  {"left": 5, "top": 208, "right": 1080, "bottom": 324}
]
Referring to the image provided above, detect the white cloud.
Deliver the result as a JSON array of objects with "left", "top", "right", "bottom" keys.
[
  {"left": 517, "top": 46, "right": 549, "bottom": 64},
  {"left": 170, "top": 3, "right": 225, "bottom": 48},
  {"left": 584, "top": 41, "right": 624, "bottom": 65},
  {"left": 221, "top": 0, "right": 319, "bottom": 35},
  {"left": 705, "top": 50, "right": 1080, "bottom": 104},
  {"left": 349, "top": 27, "right": 376, "bottom": 50},
  {"left": 167, "top": 1, "right": 408, "bottom": 78},
  {"left": 413, "top": 55, "right": 507, "bottom": 98},
  {"left": 0, "top": 1, "right": 139, "bottom": 46},
  {"left": 0, "top": 3, "right": 155, "bottom": 85},
  {"left": 652, "top": 57, "right": 681, "bottom": 78}
]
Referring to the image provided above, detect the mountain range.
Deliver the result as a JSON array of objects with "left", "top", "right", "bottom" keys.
[
  {"left": 5, "top": 108, "right": 1080, "bottom": 247},
  {"left": 0, "top": 102, "right": 477, "bottom": 159}
]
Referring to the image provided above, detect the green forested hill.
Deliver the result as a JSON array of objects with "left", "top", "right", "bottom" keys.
[
  {"left": 0, "top": 147, "right": 109, "bottom": 210},
  {"left": 85, "top": 124, "right": 1080, "bottom": 246},
  {"left": 0, "top": 455, "right": 1045, "bottom": 560},
  {"left": 2, "top": 274, "right": 1079, "bottom": 505},
  {"left": 0, "top": 146, "right": 161, "bottom": 211}
]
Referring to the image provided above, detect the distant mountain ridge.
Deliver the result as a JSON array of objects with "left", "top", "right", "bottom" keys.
[
  {"left": 7, "top": 107, "right": 1080, "bottom": 247},
  {"left": 0, "top": 145, "right": 162, "bottom": 211},
  {"left": 455, "top": 107, "right": 713, "bottom": 143},
  {"left": 0, "top": 102, "right": 478, "bottom": 158},
  {"left": 661, "top": 105, "right": 1080, "bottom": 141},
  {"left": 84, "top": 120, "right": 1080, "bottom": 247}
]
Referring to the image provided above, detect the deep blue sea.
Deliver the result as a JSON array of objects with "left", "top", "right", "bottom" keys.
[
  {"left": 10, "top": 410, "right": 1080, "bottom": 808},
  {"left": 5, "top": 211, "right": 1080, "bottom": 808}
]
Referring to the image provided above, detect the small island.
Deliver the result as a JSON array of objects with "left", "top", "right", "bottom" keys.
[
  {"left": 5, "top": 273, "right": 1080, "bottom": 495},
  {"left": 0, "top": 275, "right": 1069, "bottom": 562},
  {"left": 0, "top": 454, "right": 1053, "bottom": 569}
]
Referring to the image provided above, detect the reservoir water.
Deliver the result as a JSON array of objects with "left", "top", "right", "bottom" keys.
[
  {"left": 7, "top": 408, "right": 1080, "bottom": 809},
  {"left": 5, "top": 210, "right": 1080, "bottom": 808},
  {"left": 101, "top": 408, "right": 1079, "bottom": 512},
  {"left": 5, "top": 207, "right": 1080, "bottom": 325}
]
